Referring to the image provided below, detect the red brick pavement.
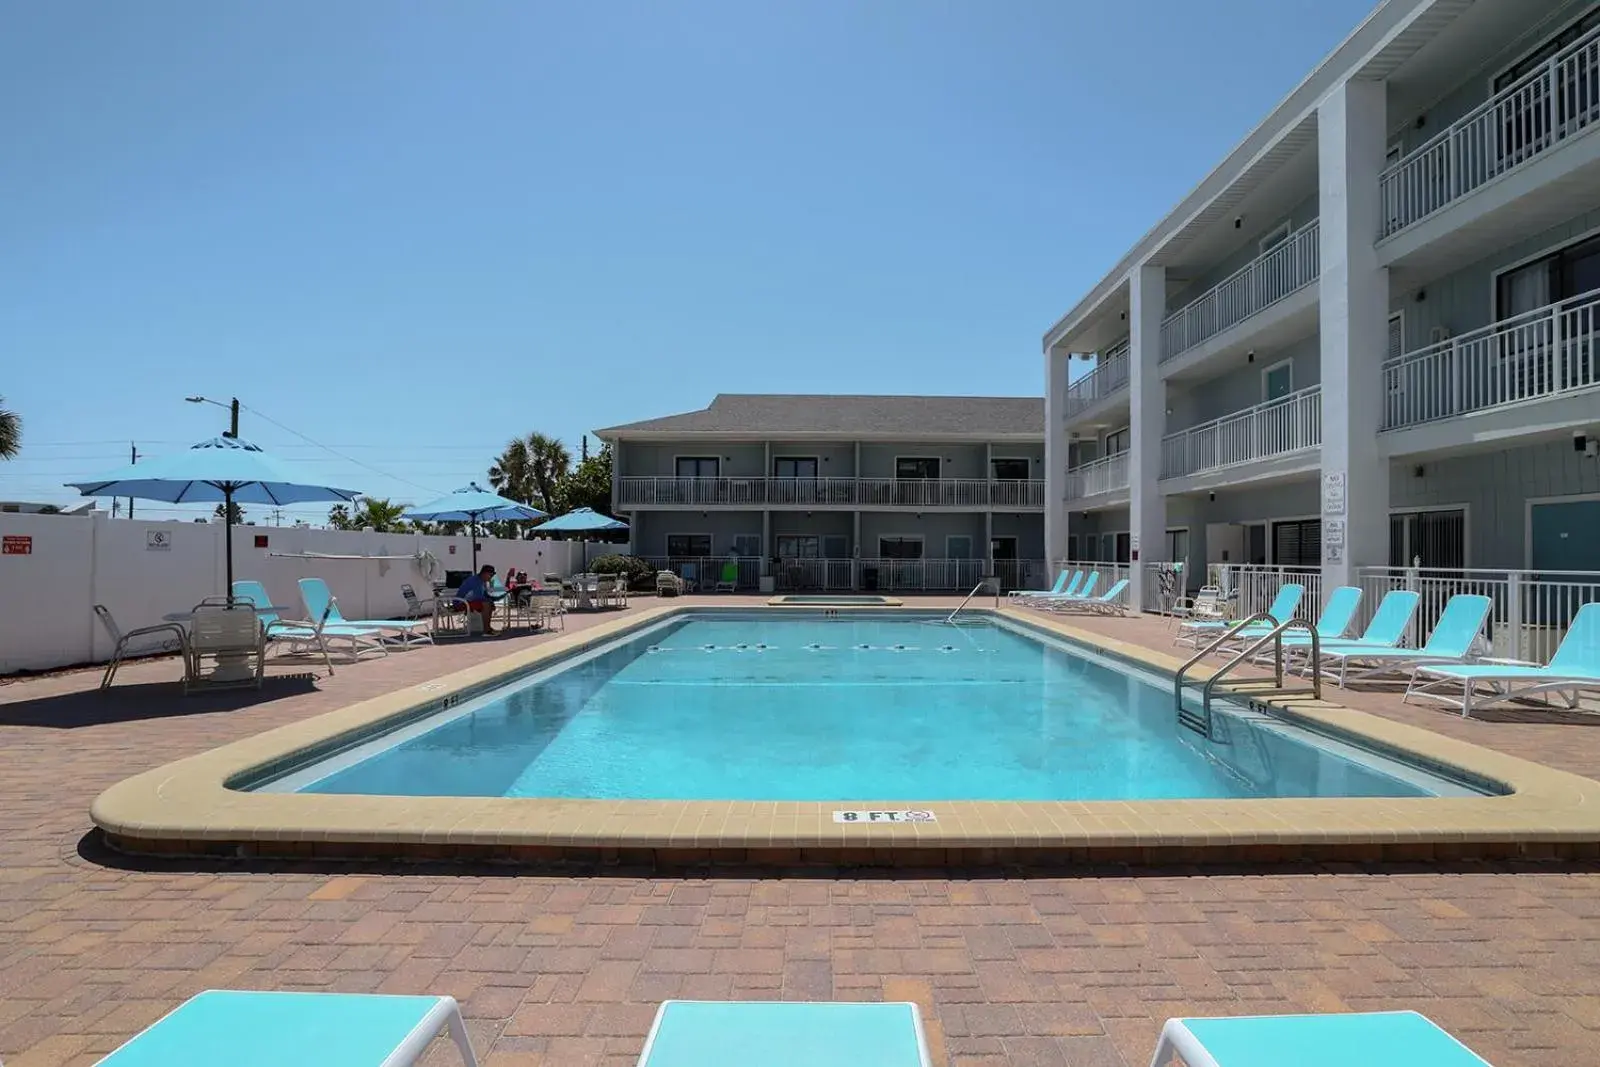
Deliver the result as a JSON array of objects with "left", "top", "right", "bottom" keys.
[{"left": 1, "top": 600, "right": 1598, "bottom": 1065}]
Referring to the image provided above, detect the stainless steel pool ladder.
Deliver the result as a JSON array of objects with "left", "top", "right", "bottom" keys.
[
  {"left": 946, "top": 578, "right": 999, "bottom": 624},
  {"left": 1173, "top": 613, "right": 1322, "bottom": 737}
]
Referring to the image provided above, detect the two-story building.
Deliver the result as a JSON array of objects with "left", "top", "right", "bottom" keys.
[
  {"left": 1046, "top": 0, "right": 1600, "bottom": 613},
  {"left": 596, "top": 393, "right": 1046, "bottom": 592}
]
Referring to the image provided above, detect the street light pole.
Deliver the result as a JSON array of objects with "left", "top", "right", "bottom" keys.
[{"left": 185, "top": 395, "right": 241, "bottom": 438}]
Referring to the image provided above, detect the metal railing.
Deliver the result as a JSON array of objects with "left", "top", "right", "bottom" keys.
[
  {"left": 858, "top": 558, "right": 992, "bottom": 593},
  {"left": 768, "top": 557, "right": 1047, "bottom": 593},
  {"left": 1160, "top": 385, "right": 1322, "bottom": 479},
  {"left": 1380, "top": 24, "right": 1600, "bottom": 237},
  {"left": 773, "top": 558, "right": 858, "bottom": 591},
  {"left": 1063, "top": 452, "right": 1130, "bottom": 500},
  {"left": 1065, "top": 340, "right": 1130, "bottom": 414},
  {"left": 1356, "top": 564, "right": 1600, "bottom": 662},
  {"left": 1380, "top": 287, "right": 1600, "bottom": 430},
  {"left": 638, "top": 555, "right": 764, "bottom": 591},
  {"left": 1213, "top": 564, "right": 1326, "bottom": 625},
  {"left": 1160, "top": 219, "right": 1321, "bottom": 361},
  {"left": 615, "top": 476, "right": 1046, "bottom": 509}
]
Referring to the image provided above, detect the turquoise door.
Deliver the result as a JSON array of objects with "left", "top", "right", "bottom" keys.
[{"left": 1530, "top": 500, "right": 1600, "bottom": 573}]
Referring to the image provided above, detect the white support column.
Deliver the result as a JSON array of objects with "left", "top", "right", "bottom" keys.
[
  {"left": 1318, "top": 78, "right": 1390, "bottom": 593},
  {"left": 1129, "top": 267, "right": 1167, "bottom": 612},
  {"left": 1044, "top": 345, "right": 1072, "bottom": 566},
  {"left": 761, "top": 510, "right": 771, "bottom": 581}
]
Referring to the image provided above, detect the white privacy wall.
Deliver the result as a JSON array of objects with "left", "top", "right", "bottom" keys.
[{"left": 0, "top": 513, "right": 615, "bottom": 673}]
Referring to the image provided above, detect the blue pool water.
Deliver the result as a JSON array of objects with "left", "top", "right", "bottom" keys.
[{"left": 263, "top": 612, "right": 1486, "bottom": 801}]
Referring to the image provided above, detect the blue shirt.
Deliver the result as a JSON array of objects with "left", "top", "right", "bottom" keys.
[{"left": 457, "top": 574, "right": 490, "bottom": 602}]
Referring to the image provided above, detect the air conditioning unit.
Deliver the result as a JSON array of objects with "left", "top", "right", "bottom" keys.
[{"left": 1429, "top": 326, "right": 1451, "bottom": 344}]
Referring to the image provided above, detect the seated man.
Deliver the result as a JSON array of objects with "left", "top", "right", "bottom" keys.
[{"left": 455, "top": 564, "right": 500, "bottom": 635}]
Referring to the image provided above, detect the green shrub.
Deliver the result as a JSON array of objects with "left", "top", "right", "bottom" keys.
[{"left": 590, "top": 554, "right": 656, "bottom": 590}]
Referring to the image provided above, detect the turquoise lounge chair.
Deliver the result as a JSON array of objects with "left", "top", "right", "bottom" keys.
[
  {"left": 1008, "top": 568, "right": 1080, "bottom": 601},
  {"left": 1278, "top": 589, "right": 1422, "bottom": 654},
  {"left": 298, "top": 577, "right": 433, "bottom": 648},
  {"left": 97, "top": 989, "right": 477, "bottom": 1066},
  {"left": 1150, "top": 1010, "right": 1490, "bottom": 1067},
  {"left": 1406, "top": 600, "right": 1600, "bottom": 718},
  {"left": 1313, "top": 593, "right": 1492, "bottom": 687},
  {"left": 1029, "top": 571, "right": 1098, "bottom": 609},
  {"left": 1222, "top": 585, "right": 1362, "bottom": 649},
  {"left": 1042, "top": 577, "right": 1130, "bottom": 616},
  {"left": 231, "top": 579, "right": 373, "bottom": 671},
  {"left": 638, "top": 1001, "right": 930, "bottom": 1067},
  {"left": 1177, "top": 583, "right": 1303, "bottom": 646}
]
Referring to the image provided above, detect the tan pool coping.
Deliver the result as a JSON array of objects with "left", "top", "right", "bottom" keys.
[{"left": 90, "top": 604, "right": 1600, "bottom": 866}]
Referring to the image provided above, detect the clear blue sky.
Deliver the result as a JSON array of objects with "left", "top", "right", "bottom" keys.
[{"left": 1, "top": 0, "right": 1375, "bottom": 522}]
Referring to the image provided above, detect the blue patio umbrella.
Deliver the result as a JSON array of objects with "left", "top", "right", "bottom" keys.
[
  {"left": 401, "top": 483, "right": 546, "bottom": 568},
  {"left": 533, "top": 507, "right": 629, "bottom": 568},
  {"left": 66, "top": 436, "right": 362, "bottom": 591}
]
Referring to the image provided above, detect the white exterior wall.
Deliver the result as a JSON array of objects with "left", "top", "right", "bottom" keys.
[
  {"left": 0, "top": 514, "right": 597, "bottom": 674},
  {"left": 1128, "top": 264, "right": 1167, "bottom": 607},
  {"left": 1317, "top": 77, "right": 1390, "bottom": 589},
  {"left": 1044, "top": 349, "right": 1071, "bottom": 562}
]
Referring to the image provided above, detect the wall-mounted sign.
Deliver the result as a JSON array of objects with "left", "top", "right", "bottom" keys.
[
  {"left": 1324, "top": 518, "right": 1346, "bottom": 564},
  {"left": 832, "top": 810, "right": 936, "bottom": 824},
  {"left": 253, "top": 534, "right": 269, "bottom": 549},
  {"left": 1322, "top": 472, "right": 1347, "bottom": 516},
  {"left": 146, "top": 530, "right": 171, "bottom": 551},
  {"left": 2, "top": 535, "right": 31, "bottom": 555}
]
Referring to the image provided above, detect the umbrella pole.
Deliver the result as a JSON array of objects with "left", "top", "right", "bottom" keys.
[
  {"left": 224, "top": 486, "right": 236, "bottom": 595},
  {"left": 471, "top": 515, "right": 478, "bottom": 570}
]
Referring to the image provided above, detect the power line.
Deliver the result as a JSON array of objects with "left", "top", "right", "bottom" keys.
[{"left": 230, "top": 403, "right": 447, "bottom": 496}]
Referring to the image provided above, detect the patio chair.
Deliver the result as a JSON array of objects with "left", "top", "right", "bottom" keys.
[
  {"left": 1310, "top": 593, "right": 1492, "bottom": 688},
  {"left": 1028, "top": 571, "right": 1097, "bottom": 609},
  {"left": 185, "top": 600, "right": 265, "bottom": 694},
  {"left": 1148, "top": 1010, "right": 1490, "bottom": 1067},
  {"left": 1406, "top": 600, "right": 1600, "bottom": 718},
  {"left": 680, "top": 562, "right": 701, "bottom": 592},
  {"left": 1176, "top": 583, "right": 1303, "bottom": 647},
  {"left": 298, "top": 578, "right": 433, "bottom": 648},
  {"left": 638, "top": 1001, "right": 930, "bottom": 1067},
  {"left": 96, "top": 989, "right": 477, "bottom": 1067},
  {"left": 1041, "top": 578, "right": 1130, "bottom": 616},
  {"left": 657, "top": 570, "right": 685, "bottom": 597},
  {"left": 1166, "top": 584, "right": 1226, "bottom": 629},
  {"left": 529, "top": 589, "right": 566, "bottom": 630},
  {"left": 714, "top": 560, "right": 739, "bottom": 593},
  {"left": 94, "top": 605, "right": 191, "bottom": 690},
  {"left": 400, "top": 583, "right": 437, "bottom": 620},
  {"left": 1007, "top": 569, "right": 1079, "bottom": 602}
]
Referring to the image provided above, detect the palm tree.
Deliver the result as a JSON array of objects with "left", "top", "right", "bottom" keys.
[
  {"left": 0, "top": 396, "right": 19, "bottom": 459},
  {"left": 353, "top": 497, "right": 410, "bottom": 532},
  {"left": 489, "top": 432, "right": 572, "bottom": 514}
]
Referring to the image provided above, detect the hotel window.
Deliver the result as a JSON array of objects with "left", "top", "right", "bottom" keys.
[
  {"left": 1103, "top": 427, "right": 1130, "bottom": 455},
  {"left": 666, "top": 534, "right": 712, "bottom": 558},
  {"left": 675, "top": 457, "right": 720, "bottom": 478},
  {"left": 990, "top": 458, "right": 1029, "bottom": 480}
]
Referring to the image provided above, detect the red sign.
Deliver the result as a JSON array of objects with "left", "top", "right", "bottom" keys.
[{"left": 2, "top": 535, "right": 32, "bottom": 555}]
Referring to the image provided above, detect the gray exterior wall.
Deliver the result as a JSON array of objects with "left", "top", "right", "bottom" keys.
[
  {"left": 858, "top": 512, "right": 985, "bottom": 557},
  {"left": 1168, "top": 332, "right": 1322, "bottom": 429},
  {"left": 1165, "top": 191, "right": 1320, "bottom": 314},
  {"left": 1390, "top": 204, "right": 1600, "bottom": 349},
  {"left": 629, "top": 511, "right": 762, "bottom": 557},
  {"left": 770, "top": 511, "right": 854, "bottom": 546},
  {"left": 857, "top": 443, "right": 985, "bottom": 479},
  {"left": 990, "top": 513, "right": 1046, "bottom": 558},
  {"left": 617, "top": 442, "right": 765, "bottom": 478},
  {"left": 764, "top": 440, "right": 858, "bottom": 476},
  {"left": 1390, "top": 440, "right": 1600, "bottom": 569}
]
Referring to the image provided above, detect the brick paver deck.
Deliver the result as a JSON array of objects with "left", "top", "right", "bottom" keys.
[{"left": 2, "top": 598, "right": 1598, "bottom": 1066}]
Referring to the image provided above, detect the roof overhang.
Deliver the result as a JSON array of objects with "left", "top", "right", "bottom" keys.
[{"left": 595, "top": 430, "right": 1045, "bottom": 444}]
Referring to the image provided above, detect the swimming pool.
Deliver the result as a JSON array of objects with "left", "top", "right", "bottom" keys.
[{"left": 257, "top": 611, "right": 1486, "bottom": 802}]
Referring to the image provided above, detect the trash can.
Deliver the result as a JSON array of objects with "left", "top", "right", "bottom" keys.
[
  {"left": 758, "top": 576, "right": 775, "bottom": 594},
  {"left": 862, "top": 567, "right": 879, "bottom": 592}
]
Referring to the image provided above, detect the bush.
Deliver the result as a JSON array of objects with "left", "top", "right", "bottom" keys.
[{"left": 590, "top": 554, "right": 657, "bottom": 591}]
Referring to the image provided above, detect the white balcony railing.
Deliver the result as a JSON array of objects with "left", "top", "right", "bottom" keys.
[
  {"left": 1160, "top": 220, "right": 1321, "bottom": 362},
  {"left": 1063, "top": 452, "right": 1130, "bottom": 499},
  {"left": 1380, "top": 24, "right": 1600, "bottom": 237},
  {"left": 1381, "top": 287, "right": 1600, "bottom": 430},
  {"left": 614, "top": 476, "right": 1045, "bottom": 509},
  {"left": 1357, "top": 565, "right": 1600, "bottom": 663},
  {"left": 1160, "top": 385, "right": 1322, "bottom": 479},
  {"left": 1065, "top": 340, "right": 1130, "bottom": 414}
]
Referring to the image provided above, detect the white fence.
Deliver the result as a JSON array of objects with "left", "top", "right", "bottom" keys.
[
  {"left": 1047, "top": 559, "right": 1132, "bottom": 603},
  {"left": 0, "top": 512, "right": 597, "bottom": 674},
  {"left": 639, "top": 555, "right": 764, "bottom": 591},
  {"left": 1380, "top": 23, "right": 1600, "bottom": 237},
  {"left": 1065, "top": 341, "right": 1130, "bottom": 414},
  {"left": 1160, "top": 385, "right": 1321, "bottom": 479},
  {"left": 1210, "top": 564, "right": 1327, "bottom": 625},
  {"left": 1160, "top": 219, "right": 1320, "bottom": 361},
  {"left": 1357, "top": 565, "right": 1600, "bottom": 662},
  {"left": 1063, "top": 452, "right": 1129, "bottom": 500},
  {"left": 1381, "top": 287, "right": 1600, "bottom": 430}
]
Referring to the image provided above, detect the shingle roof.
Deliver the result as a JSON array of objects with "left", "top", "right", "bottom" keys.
[{"left": 595, "top": 394, "right": 1044, "bottom": 440}]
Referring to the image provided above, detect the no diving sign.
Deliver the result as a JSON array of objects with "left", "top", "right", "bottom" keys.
[{"left": 833, "top": 809, "right": 936, "bottom": 824}]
